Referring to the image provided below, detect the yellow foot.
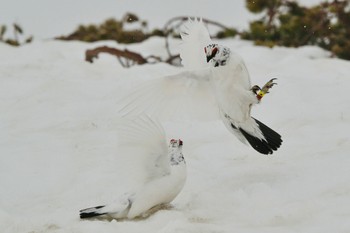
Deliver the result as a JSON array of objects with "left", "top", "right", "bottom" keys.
[{"left": 255, "top": 78, "right": 277, "bottom": 100}]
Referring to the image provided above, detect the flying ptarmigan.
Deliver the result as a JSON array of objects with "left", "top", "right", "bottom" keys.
[
  {"left": 203, "top": 43, "right": 282, "bottom": 154},
  {"left": 79, "top": 116, "right": 186, "bottom": 219},
  {"left": 119, "top": 18, "right": 282, "bottom": 155}
]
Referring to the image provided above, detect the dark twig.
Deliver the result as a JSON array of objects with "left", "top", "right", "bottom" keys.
[
  {"left": 85, "top": 17, "right": 231, "bottom": 68},
  {"left": 85, "top": 46, "right": 180, "bottom": 67},
  {"left": 85, "top": 46, "right": 148, "bottom": 67}
]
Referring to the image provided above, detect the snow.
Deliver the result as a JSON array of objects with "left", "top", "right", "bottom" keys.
[
  {"left": 1, "top": 0, "right": 328, "bottom": 40},
  {"left": 0, "top": 0, "right": 253, "bottom": 40},
  {"left": 1, "top": 35, "right": 350, "bottom": 233}
]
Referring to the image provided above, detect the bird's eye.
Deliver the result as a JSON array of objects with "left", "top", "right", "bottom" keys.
[{"left": 179, "top": 139, "right": 183, "bottom": 146}]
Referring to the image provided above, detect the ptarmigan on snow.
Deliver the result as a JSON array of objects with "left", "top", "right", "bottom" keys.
[
  {"left": 79, "top": 116, "right": 186, "bottom": 219},
  {"left": 119, "top": 18, "right": 282, "bottom": 155},
  {"left": 203, "top": 42, "right": 282, "bottom": 154}
]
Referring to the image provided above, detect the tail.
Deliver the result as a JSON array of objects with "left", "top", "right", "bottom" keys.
[
  {"left": 79, "top": 205, "right": 107, "bottom": 219},
  {"left": 79, "top": 197, "right": 132, "bottom": 219},
  {"left": 235, "top": 118, "right": 282, "bottom": 155}
]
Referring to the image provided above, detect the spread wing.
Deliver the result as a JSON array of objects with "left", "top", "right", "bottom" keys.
[
  {"left": 118, "top": 18, "right": 218, "bottom": 121},
  {"left": 179, "top": 18, "right": 212, "bottom": 69},
  {"left": 117, "top": 69, "right": 218, "bottom": 121},
  {"left": 116, "top": 115, "right": 170, "bottom": 181}
]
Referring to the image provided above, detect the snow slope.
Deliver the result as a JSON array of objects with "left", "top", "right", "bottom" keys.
[
  {"left": 1, "top": 0, "right": 328, "bottom": 40},
  {"left": 1, "top": 37, "right": 350, "bottom": 233}
]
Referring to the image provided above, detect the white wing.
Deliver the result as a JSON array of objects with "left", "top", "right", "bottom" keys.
[
  {"left": 116, "top": 115, "right": 170, "bottom": 181},
  {"left": 118, "top": 69, "right": 218, "bottom": 121},
  {"left": 180, "top": 18, "right": 212, "bottom": 69},
  {"left": 118, "top": 18, "right": 218, "bottom": 121}
]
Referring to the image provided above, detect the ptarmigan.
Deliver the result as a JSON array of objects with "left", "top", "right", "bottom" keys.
[
  {"left": 203, "top": 43, "right": 282, "bottom": 154},
  {"left": 119, "top": 18, "right": 282, "bottom": 155},
  {"left": 79, "top": 116, "right": 186, "bottom": 219}
]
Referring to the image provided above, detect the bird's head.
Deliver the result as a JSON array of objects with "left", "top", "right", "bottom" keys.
[
  {"left": 169, "top": 139, "right": 185, "bottom": 165},
  {"left": 204, "top": 44, "right": 230, "bottom": 67},
  {"left": 169, "top": 139, "right": 183, "bottom": 148}
]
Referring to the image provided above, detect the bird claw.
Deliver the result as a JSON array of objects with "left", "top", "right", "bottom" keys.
[
  {"left": 255, "top": 78, "right": 277, "bottom": 100},
  {"left": 251, "top": 85, "right": 261, "bottom": 94},
  {"left": 261, "top": 78, "right": 277, "bottom": 93}
]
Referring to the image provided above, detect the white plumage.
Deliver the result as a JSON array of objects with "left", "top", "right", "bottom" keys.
[
  {"left": 119, "top": 18, "right": 282, "bottom": 154},
  {"left": 79, "top": 116, "right": 186, "bottom": 219},
  {"left": 179, "top": 18, "right": 211, "bottom": 69},
  {"left": 118, "top": 19, "right": 216, "bottom": 121}
]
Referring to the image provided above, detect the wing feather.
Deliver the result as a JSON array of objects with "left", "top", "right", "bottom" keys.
[
  {"left": 118, "top": 19, "right": 218, "bottom": 121},
  {"left": 117, "top": 70, "right": 218, "bottom": 121},
  {"left": 180, "top": 18, "right": 212, "bottom": 69},
  {"left": 116, "top": 115, "right": 170, "bottom": 181}
]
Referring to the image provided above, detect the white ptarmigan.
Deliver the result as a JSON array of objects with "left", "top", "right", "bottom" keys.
[
  {"left": 119, "top": 18, "right": 282, "bottom": 155},
  {"left": 79, "top": 116, "right": 186, "bottom": 219},
  {"left": 203, "top": 43, "right": 282, "bottom": 154}
]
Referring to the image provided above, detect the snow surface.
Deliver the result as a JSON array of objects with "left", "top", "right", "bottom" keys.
[
  {"left": 1, "top": 0, "right": 328, "bottom": 40},
  {"left": 1, "top": 37, "right": 350, "bottom": 233}
]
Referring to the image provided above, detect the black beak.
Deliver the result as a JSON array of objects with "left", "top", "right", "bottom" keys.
[{"left": 206, "top": 55, "right": 213, "bottom": 63}]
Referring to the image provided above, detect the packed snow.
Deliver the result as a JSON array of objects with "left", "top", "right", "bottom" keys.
[
  {"left": 1, "top": 0, "right": 329, "bottom": 40},
  {"left": 1, "top": 35, "right": 350, "bottom": 233}
]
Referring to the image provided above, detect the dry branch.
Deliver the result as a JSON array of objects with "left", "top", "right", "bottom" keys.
[
  {"left": 86, "top": 46, "right": 148, "bottom": 67},
  {"left": 84, "top": 16, "right": 230, "bottom": 67}
]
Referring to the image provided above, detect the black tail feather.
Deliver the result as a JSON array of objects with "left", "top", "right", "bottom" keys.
[
  {"left": 79, "top": 205, "right": 105, "bottom": 213},
  {"left": 233, "top": 118, "right": 282, "bottom": 155},
  {"left": 79, "top": 205, "right": 107, "bottom": 219},
  {"left": 239, "top": 127, "right": 273, "bottom": 155},
  {"left": 80, "top": 211, "right": 107, "bottom": 219},
  {"left": 253, "top": 117, "right": 282, "bottom": 151}
]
